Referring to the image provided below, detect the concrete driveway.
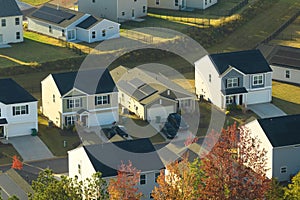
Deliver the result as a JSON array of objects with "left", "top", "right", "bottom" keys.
[
  {"left": 8, "top": 135, "right": 54, "bottom": 161},
  {"left": 247, "top": 103, "right": 286, "bottom": 118}
]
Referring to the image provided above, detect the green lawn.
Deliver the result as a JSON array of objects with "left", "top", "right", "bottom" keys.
[
  {"left": 20, "top": 0, "right": 50, "bottom": 6},
  {"left": 0, "top": 143, "right": 22, "bottom": 165},
  {"left": 38, "top": 116, "right": 81, "bottom": 156}
]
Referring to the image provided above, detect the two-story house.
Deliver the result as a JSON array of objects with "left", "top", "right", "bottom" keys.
[
  {"left": 78, "top": 0, "right": 147, "bottom": 22},
  {"left": 0, "top": 78, "right": 38, "bottom": 139},
  {"left": 148, "top": 0, "right": 217, "bottom": 10},
  {"left": 0, "top": 0, "right": 23, "bottom": 45},
  {"left": 68, "top": 138, "right": 165, "bottom": 200},
  {"left": 27, "top": 4, "right": 120, "bottom": 43},
  {"left": 245, "top": 114, "right": 300, "bottom": 182},
  {"left": 195, "top": 50, "right": 273, "bottom": 110},
  {"left": 41, "top": 69, "right": 118, "bottom": 129}
]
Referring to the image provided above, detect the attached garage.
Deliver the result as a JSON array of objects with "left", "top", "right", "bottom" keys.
[
  {"left": 247, "top": 89, "right": 271, "bottom": 105},
  {"left": 7, "top": 122, "right": 37, "bottom": 138},
  {"left": 89, "top": 109, "right": 119, "bottom": 127},
  {"left": 146, "top": 104, "right": 175, "bottom": 122}
]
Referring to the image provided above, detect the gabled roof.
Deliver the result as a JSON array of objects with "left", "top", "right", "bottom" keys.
[
  {"left": 0, "top": 78, "right": 37, "bottom": 104},
  {"left": 0, "top": 0, "right": 22, "bottom": 17},
  {"left": 160, "top": 89, "right": 192, "bottom": 100},
  {"left": 27, "top": 3, "right": 84, "bottom": 28},
  {"left": 268, "top": 45, "right": 300, "bottom": 70},
  {"left": 209, "top": 50, "right": 272, "bottom": 75},
  {"left": 258, "top": 114, "right": 300, "bottom": 147},
  {"left": 83, "top": 138, "right": 165, "bottom": 177},
  {"left": 51, "top": 69, "right": 117, "bottom": 96},
  {"left": 76, "top": 15, "right": 102, "bottom": 29}
]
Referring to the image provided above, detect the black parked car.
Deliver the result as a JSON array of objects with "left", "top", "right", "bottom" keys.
[
  {"left": 161, "top": 122, "right": 178, "bottom": 139},
  {"left": 167, "top": 113, "right": 189, "bottom": 131}
]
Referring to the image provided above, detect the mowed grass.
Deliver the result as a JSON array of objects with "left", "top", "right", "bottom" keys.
[
  {"left": 0, "top": 143, "right": 22, "bottom": 165},
  {"left": 272, "top": 81, "right": 300, "bottom": 114},
  {"left": 20, "top": 0, "right": 50, "bottom": 6},
  {"left": 208, "top": 0, "right": 300, "bottom": 53}
]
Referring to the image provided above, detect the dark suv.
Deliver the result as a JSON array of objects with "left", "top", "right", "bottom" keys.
[
  {"left": 160, "top": 122, "right": 178, "bottom": 139},
  {"left": 167, "top": 113, "right": 189, "bottom": 131}
]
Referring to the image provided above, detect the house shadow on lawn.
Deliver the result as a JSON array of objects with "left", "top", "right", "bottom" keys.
[{"left": 272, "top": 97, "right": 300, "bottom": 115}]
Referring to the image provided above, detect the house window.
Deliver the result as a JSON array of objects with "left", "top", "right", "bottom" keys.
[
  {"left": 15, "top": 18, "right": 20, "bottom": 25},
  {"left": 205, "top": 0, "right": 207, "bottom": 5},
  {"left": 156, "top": 0, "right": 159, "bottom": 5},
  {"left": 92, "top": 0, "right": 95, "bottom": 2},
  {"left": 0, "top": 108, "right": 1, "bottom": 117},
  {"left": 53, "top": 94, "right": 55, "bottom": 103},
  {"left": 253, "top": 75, "right": 263, "bottom": 85},
  {"left": 155, "top": 172, "right": 160, "bottom": 183},
  {"left": 92, "top": 31, "right": 96, "bottom": 39},
  {"left": 122, "top": 11, "right": 125, "bottom": 16},
  {"left": 67, "top": 98, "right": 82, "bottom": 109},
  {"left": 175, "top": 0, "right": 179, "bottom": 6},
  {"left": 12, "top": 105, "right": 29, "bottom": 116},
  {"left": 49, "top": 25, "right": 52, "bottom": 33},
  {"left": 143, "top": 6, "right": 146, "bottom": 13},
  {"left": 227, "top": 78, "right": 239, "bottom": 88},
  {"left": 16, "top": 32, "right": 20, "bottom": 40},
  {"left": 226, "top": 96, "right": 234, "bottom": 105},
  {"left": 209, "top": 0, "right": 212, "bottom": 3},
  {"left": 95, "top": 95, "right": 110, "bottom": 105},
  {"left": 140, "top": 174, "right": 146, "bottom": 185},
  {"left": 62, "top": 29, "right": 65, "bottom": 37},
  {"left": 280, "top": 166, "right": 287, "bottom": 174},
  {"left": 1, "top": 19, "right": 6, "bottom": 27},
  {"left": 134, "top": 0, "right": 137, "bottom": 2},
  {"left": 102, "top": 30, "right": 106, "bottom": 37},
  {"left": 78, "top": 164, "right": 81, "bottom": 174},
  {"left": 65, "top": 115, "right": 76, "bottom": 126},
  {"left": 209, "top": 74, "right": 211, "bottom": 82},
  {"left": 286, "top": 70, "right": 290, "bottom": 78}
]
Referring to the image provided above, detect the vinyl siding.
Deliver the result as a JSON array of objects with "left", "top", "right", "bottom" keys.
[
  {"left": 271, "top": 65, "right": 300, "bottom": 85},
  {"left": 0, "top": 15, "right": 23, "bottom": 44}
]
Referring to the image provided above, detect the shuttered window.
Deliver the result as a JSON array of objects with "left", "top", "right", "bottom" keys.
[{"left": 12, "top": 105, "right": 28, "bottom": 116}]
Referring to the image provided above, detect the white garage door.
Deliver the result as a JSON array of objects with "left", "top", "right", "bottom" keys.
[
  {"left": 7, "top": 122, "right": 36, "bottom": 137},
  {"left": 147, "top": 105, "right": 175, "bottom": 122},
  {"left": 247, "top": 90, "right": 271, "bottom": 105},
  {"left": 89, "top": 110, "right": 119, "bottom": 127}
]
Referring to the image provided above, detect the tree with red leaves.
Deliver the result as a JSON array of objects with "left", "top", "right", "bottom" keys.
[
  {"left": 200, "top": 123, "right": 271, "bottom": 200},
  {"left": 108, "top": 161, "right": 142, "bottom": 200},
  {"left": 11, "top": 155, "right": 23, "bottom": 170}
]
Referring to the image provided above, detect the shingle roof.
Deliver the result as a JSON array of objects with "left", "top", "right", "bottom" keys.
[
  {"left": 51, "top": 69, "right": 117, "bottom": 96},
  {"left": 0, "top": 0, "right": 22, "bottom": 17},
  {"left": 221, "top": 87, "right": 248, "bottom": 95},
  {"left": 258, "top": 114, "right": 300, "bottom": 147},
  {"left": 0, "top": 119, "right": 8, "bottom": 125},
  {"left": 76, "top": 16, "right": 102, "bottom": 29},
  {"left": 210, "top": 50, "right": 272, "bottom": 75},
  {"left": 160, "top": 89, "right": 192, "bottom": 100},
  {"left": 268, "top": 46, "right": 300, "bottom": 70},
  {"left": 0, "top": 78, "right": 36, "bottom": 104},
  {"left": 83, "top": 138, "right": 165, "bottom": 177}
]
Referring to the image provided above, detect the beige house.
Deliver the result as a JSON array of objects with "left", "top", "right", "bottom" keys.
[
  {"left": 41, "top": 69, "right": 119, "bottom": 129},
  {"left": 148, "top": 0, "right": 217, "bottom": 10},
  {"left": 78, "top": 0, "right": 147, "bottom": 22}
]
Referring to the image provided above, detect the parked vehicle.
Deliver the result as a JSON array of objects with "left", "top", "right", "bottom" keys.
[
  {"left": 167, "top": 113, "right": 189, "bottom": 131},
  {"left": 160, "top": 122, "right": 178, "bottom": 139}
]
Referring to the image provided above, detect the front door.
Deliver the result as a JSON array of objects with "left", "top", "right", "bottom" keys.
[
  {"left": 0, "top": 126, "right": 4, "bottom": 138},
  {"left": 81, "top": 115, "right": 88, "bottom": 127},
  {"left": 67, "top": 30, "right": 76, "bottom": 41},
  {"left": 0, "top": 34, "right": 3, "bottom": 44},
  {"left": 239, "top": 95, "right": 243, "bottom": 105}
]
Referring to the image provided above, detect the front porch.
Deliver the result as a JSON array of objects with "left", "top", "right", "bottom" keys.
[
  {"left": 221, "top": 87, "right": 248, "bottom": 109},
  {"left": 0, "top": 118, "right": 8, "bottom": 139}
]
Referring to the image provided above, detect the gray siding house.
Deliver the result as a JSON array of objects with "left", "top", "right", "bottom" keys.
[
  {"left": 78, "top": 0, "right": 147, "bottom": 22},
  {"left": 246, "top": 114, "right": 300, "bottom": 182},
  {"left": 148, "top": 0, "right": 217, "bottom": 10},
  {"left": 195, "top": 50, "right": 273, "bottom": 110}
]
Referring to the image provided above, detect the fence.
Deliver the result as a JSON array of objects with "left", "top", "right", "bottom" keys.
[{"left": 227, "top": 0, "right": 248, "bottom": 16}]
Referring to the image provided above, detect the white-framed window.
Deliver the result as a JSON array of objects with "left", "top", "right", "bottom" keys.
[
  {"left": 227, "top": 78, "right": 239, "bottom": 88},
  {"left": 62, "top": 29, "right": 65, "bottom": 37},
  {"left": 92, "top": 0, "right": 95, "bottom": 3},
  {"left": 253, "top": 75, "right": 263, "bottom": 86},
  {"left": 49, "top": 25, "right": 52, "bottom": 33},
  {"left": 92, "top": 31, "right": 96, "bottom": 39},
  {"left": 53, "top": 94, "right": 55, "bottom": 103},
  {"left": 95, "top": 95, "right": 110, "bottom": 105},
  {"left": 226, "top": 96, "right": 234, "bottom": 105},
  {"left": 16, "top": 32, "right": 20, "bottom": 40},
  {"left": 12, "top": 105, "right": 28, "bottom": 116},
  {"left": 1, "top": 19, "right": 6, "bottom": 27},
  {"left": 286, "top": 70, "right": 290, "bottom": 79},
  {"left": 67, "top": 98, "right": 82, "bottom": 109},
  {"left": 140, "top": 174, "right": 146, "bottom": 185},
  {"left": 155, "top": 172, "right": 160, "bottom": 183},
  {"left": 78, "top": 164, "right": 81, "bottom": 174},
  {"left": 15, "top": 18, "right": 20, "bottom": 25},
  {"left": 280, "top": 166, "right": 287, "bottom": 174},
  {"left": 143, "top": 6, "right": 146, "bottom": 13},
  {"left": 205, "top": 0, "right": 207, "bottom": 5},
  {"left": 122, "top": 11, "right": 125, "bottom": 16},
  {"left": 156, "top": 0, "right": 159, "bottom": 5},
  {"left": 102, "top": 30, "right": 106, "bottom": 37},
  {"left": 175, "top": 0, "right": 179, "bottom": 6},
  {"left": 65, "top": 115, "right": 76, "bottom": 126},
  {"left": 209, "top": 74, "right": 211, "bottom": 82}
]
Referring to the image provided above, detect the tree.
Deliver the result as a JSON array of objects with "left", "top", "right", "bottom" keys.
[
  {"left": 284, "top": 171, "right": 300, "bottom": 200},
  {"left": 80, "top": 172, "right": 108, "bottom": 200},
  {"left": 266, "top": 178, "right": 284, "bottom": 200},
  {"left": 200, "top": 123, "right": 271, "bottom": 200},
  {"left": 152, "top": 155, "right": 202, "bottom": 200},
  {"left": 108, "top": 161, "right": 142, "bottom": 200},
  {"left": 11, "top": 155, "right": 23, "bottom": 170}
]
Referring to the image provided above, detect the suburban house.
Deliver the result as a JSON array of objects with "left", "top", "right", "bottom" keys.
[
  {"left": 111, "top": 66, "right": 196, "bottom": 121},
  {"left": 245, "top": 114, "right": 300, "bottom": 182},
  {"left": 267, "top": 45, "right": 300, "bottom": 85},
  {"left": 68, "top": 138, "right": 165, "bottom": 200},
  {"left": 0, "top": 0, "right": 23, "bottom": 45},
  {"left": 27, "top": 4, "right": 120, "bottom": 43},
  {"left": 195, "top": 50, "right": 273, "bottom": 110},
  {"left": 0, "top": 78, "right": 38, "bottom": 139},
  {"left": 148, "top": 0, "right": 217, "bottom": 10},
  {"left": 78, "top": 0, "right": 147, "bottom": 22},
  {"left": 41, "top": 69, "right": 119, "bottom": 129}
]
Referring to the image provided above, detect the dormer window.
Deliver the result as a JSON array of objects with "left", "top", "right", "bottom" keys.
[
  {"left": 253, "top": 75, "right": 263, "bottom": 86},
  {"left": 227, "top": 78, "right": 238, "bottom": 88}
]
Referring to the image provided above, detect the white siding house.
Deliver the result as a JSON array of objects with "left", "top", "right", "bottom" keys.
[
  {"left": 245, "top": 115, "right": 300, "bottom": 182},
  {"left": 148, "top": 0, "right": 217, "bottom": 10},
  {"left": 78, "top": 0, "right": 147, "bottom": 22},
  {"left": 27, "top": 4, "right": 120, "bottom": 43},
  {"left": 0, "top": 0, "right": 23, "bottom": 45},
  {"left": 0, "top": 79, "right": 38, "bottom": 139},
  {"left": 68, "top": 138, "right": 164, "bottom": 200},
  {"left": 41, "top": 69, "right": 119, "bottom": 129},
  {"left": 195, "top": 50, "right": 273, "bottom": 110}
]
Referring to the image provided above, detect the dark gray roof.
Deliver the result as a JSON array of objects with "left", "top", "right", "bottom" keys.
[
  {"left": 160, "top": 89, "right": 192, "bottom": 100},
  {"left": 258, "top": 114, "right": 300, "bottom": 147},
  {"left": 83, "top": 138, "right": 165, "bottom": 177},
  {"left": 268, "top": 46, "right": 300, "bottom": 70},
  {"left": 51, "top": 69, "right": 117, "bottom": 96},
  {"left": 210, "top": 50, "right": 272, "bottom": 75},
  {"left": 76, "top": 15, "right": 102, "bottom": 29},
  {"left": 221, "top": 87, "right": 248, "bottom": 95},
  {"left": 0, "top": 78, "right": 37, "bottom": 104},
  {"left": 0, "top": 0, "right": 22, "bottom": 17},
  {"left": 0, "top": 119, "right": 8, "bottom": 125}
]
